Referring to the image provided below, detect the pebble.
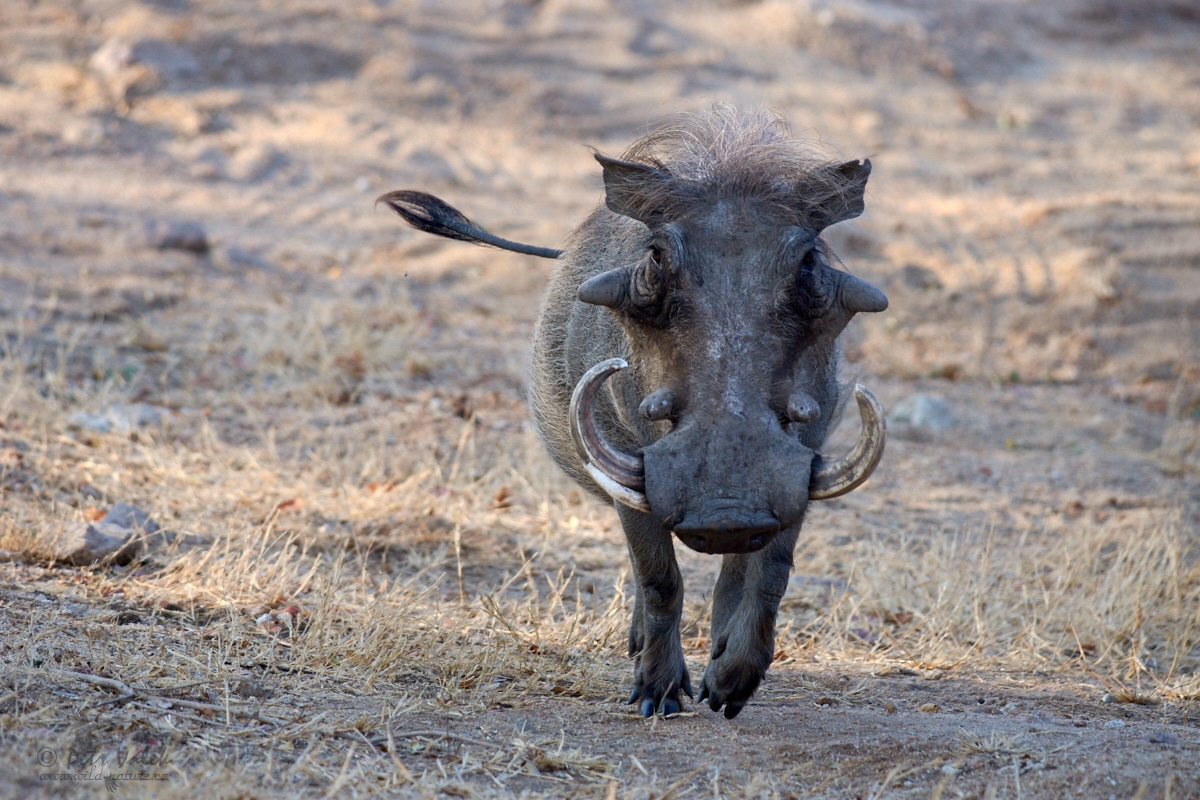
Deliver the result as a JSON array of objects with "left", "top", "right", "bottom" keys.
[
  {"left": 889, "top": 393, "right": 955, "bottom": 431},
  {"left": 103, "top": 503, "right": 160, "bottom": 535},
  {"left": 144, "top": 219, "right": 210, "bottom": 254},
  {"left": 1148, "top": 730, "right": 1178, "bottom": 745},
  {"left": 89, "top": 37, "right": 132, "bottom": 81},
  {"left": 67, "top": 403, "right": 166, "bottom": 434},
  {"left": 1103, "top": 719, "right": 1126, "bottom": 728},
  {"left": 900, "top": 263, "right": 943, "bottom": 291},
  {"left": 50, "top": 521, "right": 140, "bottom": 566}
]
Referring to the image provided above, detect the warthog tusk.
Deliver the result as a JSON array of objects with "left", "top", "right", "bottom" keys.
[
  {"left": 809, "top": 384, "right": 886, "bottom": 500},
  {"left": 569, "top": 358, "right": 650, "bottom": 512}
]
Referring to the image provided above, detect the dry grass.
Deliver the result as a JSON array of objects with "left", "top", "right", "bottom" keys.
[
  {"left": 2, "top": 1, "right": 1199, "bottom": 794},
  {"left": 783, "top": 516, "right": 1200, "bottom": 687},
  {"left": 1, "top": 295, "right": 1197, "bottom": 797}
]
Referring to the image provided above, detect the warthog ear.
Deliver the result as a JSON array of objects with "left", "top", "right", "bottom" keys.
[
  {"left": 807, "top": 159, "right": 871, "bottom": 231},
  {"left": 595, "top": 154, "right": 672, "bottom": 226}
]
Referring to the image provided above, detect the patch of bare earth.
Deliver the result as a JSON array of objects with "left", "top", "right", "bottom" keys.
[{"left": 1, "top": 0, "right": 1198, "bottom": 797}]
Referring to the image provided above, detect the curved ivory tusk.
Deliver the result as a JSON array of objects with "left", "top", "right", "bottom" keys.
[
  {"left": 809, "top": 385, "right": 886, "bottom": 500},
  {"left": 569, "top": 358, "right": 650, "bottom": 513}
]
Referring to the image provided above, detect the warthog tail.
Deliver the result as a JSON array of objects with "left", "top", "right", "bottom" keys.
[{"left": 377, "top": 190, "right": 563, "bottom": 259}]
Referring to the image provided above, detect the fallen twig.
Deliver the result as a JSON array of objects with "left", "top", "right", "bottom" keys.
[
  {"left": 62, "top": 671, "right": 133, "bottom": 695},
  {"left": 377, "top": 728, "right": 494, "bottom": 749},
  {"left": 55, "top": 669, "right": 294, "bottom": 723}
]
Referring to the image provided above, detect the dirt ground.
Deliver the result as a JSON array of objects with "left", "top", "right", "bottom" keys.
[{"left": 1, "top": 0, "right": 1199, "bottom": 797}]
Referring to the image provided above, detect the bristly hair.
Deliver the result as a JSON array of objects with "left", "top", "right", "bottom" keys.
[{"left": 617, "top": 105, "right": 861, "bottom": 228}]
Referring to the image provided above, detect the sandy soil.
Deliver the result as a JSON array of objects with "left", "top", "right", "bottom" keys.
[{"left": 1, "top": 0, "right": 1199, "bottom": 798}]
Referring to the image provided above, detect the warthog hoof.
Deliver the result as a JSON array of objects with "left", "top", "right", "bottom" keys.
[
  {"left": 627, "top": 653, "right": 693, "bottom": 717},
  {"left": 697, "top": 649, "right": 767, "bottom": 719}
]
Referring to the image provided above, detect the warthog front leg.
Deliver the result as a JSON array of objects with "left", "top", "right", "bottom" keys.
[
  {"left": 699, "top": 525, "right": 800, "bottom": 718},
  {"left": 617, "top": 503, "right": 692, "bottom": 717}
]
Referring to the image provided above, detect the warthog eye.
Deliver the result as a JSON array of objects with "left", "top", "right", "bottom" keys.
[
  {"left": 630, "top": 250, "right": 668, "bottom": 313},
  {"left": 794, "top": 248, "right": 830, "bottom": 315}
]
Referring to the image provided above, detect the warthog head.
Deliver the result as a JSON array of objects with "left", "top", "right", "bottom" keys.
[{"left": 569, "top": 126, "right": 887, "bottom": 555}]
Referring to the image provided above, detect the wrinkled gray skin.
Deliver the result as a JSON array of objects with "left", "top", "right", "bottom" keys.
[{"left": 527, "top": 110, "right": 888, "bottom": 718}]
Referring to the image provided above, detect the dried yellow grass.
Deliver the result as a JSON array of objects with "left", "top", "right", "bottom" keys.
[{"left": 1, "top": 291, "right": 1197, "bottom": 798}]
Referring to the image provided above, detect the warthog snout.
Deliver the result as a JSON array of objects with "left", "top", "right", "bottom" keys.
[
  {"left": 648, "top": 422, "right": 806, "bottom": 554},
  {"left": 642, "top": 415, "right": 809, "bottom": 554},
  {"left": 570, "top": 357, "right": 885, "bottom": 553}
]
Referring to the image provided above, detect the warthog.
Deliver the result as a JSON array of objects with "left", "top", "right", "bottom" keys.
[{"left": 380, "top": 107, "right": 887, "bottom": 718}]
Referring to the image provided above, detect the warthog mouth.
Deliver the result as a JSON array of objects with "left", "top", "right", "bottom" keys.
[
  {"left": 671, "top": 502, "right": 782, "bottom": 554},
  {"left": 569, "top": 358, "right": 887, "bottom": 520}
]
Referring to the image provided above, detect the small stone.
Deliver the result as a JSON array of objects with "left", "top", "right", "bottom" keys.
[
  {"left": 900, "top": 263, "right": 943, "bottom": 291},
  {"left": 67, "top": 403, "right": 166, "bottom": 434},
  {"left": 1101, "top": 692, "right": 1113, "bottom": 704},
  {"left": 889, "top": 394, "right": 955, "bottom": 431},
  {"left": 0, "top": 549, "right": 21, "bottom": 563},
  {"left": 51, "top": 521, "right": 140, "bottom": 566},
  {"left": 119, "top": 403, "right": 163, "bottom": 430},
  {"left": 883, "top": 700, "right": 898, "bottom": 714},
  {"left": 103, "top": 503, "right": 160, "bottom": 535},
  {"left": 1148, "top": 730, "right": 1178, "bottom": 745},
  {"left": 144, "top": 219, "right": 209, "bottom": 254},
  {"left": 815, "top": 696, "right": 838, "bottom": 707},
  {"left": 89, "top": 37, "right": 133, "bottom": 81},
  {"left": 1141, "top": 361, "right": 1178, "bottom": 382},
  {"left": 67, "top": 410, "right": 114, "bottom": 433},
  {"left": 1103, "top": 719, "right": 1126, "bottom": 728}
]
